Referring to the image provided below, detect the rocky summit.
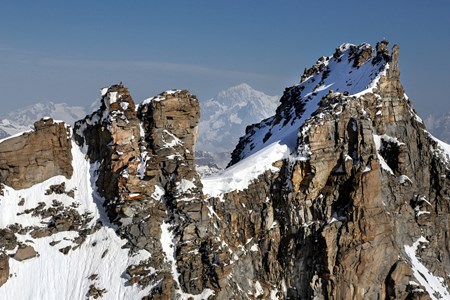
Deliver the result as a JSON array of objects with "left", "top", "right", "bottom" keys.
[{"left": 1, "top": 41, "right": 450, "bottom": 300}]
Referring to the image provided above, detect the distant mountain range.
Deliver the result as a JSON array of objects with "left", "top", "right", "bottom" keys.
[
  {"left": 424, "top": 113, "right": 450, "bottom": 143},
  {"left": 196, "top": 83, "right": 279, "bottom": 167},
  {"left": 3, "top": 86, "right": 449, "bottom": 174},
  {"left": 0, "top": 84, "right": 280, "bottom": 171},
  {"left": 0, "top": 102, "right": 87, "bottom": 138},
  {"left": 3, "top": 41, "right": 450, "bottom": 299}
]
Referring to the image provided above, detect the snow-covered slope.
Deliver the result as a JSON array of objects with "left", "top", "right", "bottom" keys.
[
  {"left": 2, "top": 42, "right": 450, "bottom": 300},
  {"left": 235, "top": 43, "right": 388, "bottom": 162},
  {"left": 0, "top": 132, "right": 153, "bottom": 300},
  {"left": 0, "top": 102, "right": 87, "bottom": 136},
  {"left": 197, "top": 83, "right": 279, "bottom": 167},
  {"left": 204, "top": 41, "right": 448, "bottom": 200},
  {"left": 202, "top": 43, "right": 389, "bottom": 197}
]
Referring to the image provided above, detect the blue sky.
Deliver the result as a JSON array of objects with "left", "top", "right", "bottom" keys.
[{"left": 0, "top": 1, "right": 449, "bottom": 116}]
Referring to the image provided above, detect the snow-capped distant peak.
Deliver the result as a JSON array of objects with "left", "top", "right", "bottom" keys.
[
  {"left": 0, "top": 101, "right": 88, "bottom": 137},
  {"left": 216, "top": 83, "right": 254, "bottom": 98},
  {"left": 197, "top": 83, "right": 279, "bottom": 157},
  {"left": 424, "top": 113, "right": 450, "bottom": 144}
]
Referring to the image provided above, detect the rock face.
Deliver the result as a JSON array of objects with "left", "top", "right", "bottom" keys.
[
  {"left": 0, "top": 118, "right": 72, "bottom": 189},
  {"left": 0, "top": 254, "right": 8, "bottom": 287},
  {"left": 74, "top": 85, "right": 218, "bottom": 298},
  {"left": 222, "top": 42, "right": 450, "bottom": 299},
  {"left": 1, "top": 41, "right": 450, "bottom": 300}
]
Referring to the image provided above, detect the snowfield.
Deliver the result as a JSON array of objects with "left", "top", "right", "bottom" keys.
[
  {"left": 405, "top": 237, "right": 450, "bottom": 300},
  {"left": 0, "top": 136, "right": 153, "bottom": 300},
  {"left": 202, "top": 142, "right": 290, "bottom": 198}
]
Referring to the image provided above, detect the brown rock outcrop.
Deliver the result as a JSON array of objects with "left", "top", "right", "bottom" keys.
[
  {"left": 70, "top": 43, "right": 450, "bottom": 299},
  {"left": 0, "top": 253, "right": 8, "bottom": 287},
  {"left": 75, "top": 85, "right": 217, "bottom": 298},
  {"left": 220, "top": 42, "right": 450, "bottom": 299},
  {"left": 0, "top": 228, "right": 17, "bottom": 251},
  {"left": 1, "top": 41, "right": 449, "bottom": 300},
  {"left": 352, "top": 43, "right": 374, "bottom": 67},
  {"left": 12, "top": 245, "right": 37, "bottom": 261},
  {"left": 0, "top": 118, "right": 72, "bottom": 189}
]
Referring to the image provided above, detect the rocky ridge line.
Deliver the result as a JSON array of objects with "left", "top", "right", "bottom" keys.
[
  {"left": 74, "top": 85, "right": 218, "bottom": 298},
  {"left": 1, "top": 40, "right": 450, "bottom": 300},
  {"left": 212, "top": 41, "right": 450, "bottom": 299}
]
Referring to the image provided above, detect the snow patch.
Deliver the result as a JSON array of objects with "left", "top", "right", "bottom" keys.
[
  {"left": 270, "top": 288, "right": 280, "bottom": 300},
  {"left": 162, "top": 130, "right": 183, "bottom": 148},
  {"left": 151, "top": 185, "right": 165, "bottom": 201},
  {"left": 137, "top": 151, "right": 149, "bottom": 179},
  {"left": 160, "top": 222, "right": 215, "bottom": 299},
  {"left": 430, "top": 134, "right": 450, "bottom": 164},
  {"left": 177, "top": 179, "right": 196, "bottom": 193},
  {"left": 254, "top": 281, "right": 264, "bottom": 298},
  {"left": 373, "top": 134, "right": 394, "bottom": 175},
  {"left": 404, "top": 236, "right": 450, "bottom": 299},
  {"left": 120, "top": 102, "right": 129, "bottom": 111},
  {"left": 250, "top": 244, "right": 259, "bottom": 252},
  {"left": 141, "top": 89, "right": 182, "bottom": 105},
  {"left": 108, "top": 92, "right": 118, "bottom": 104},
  {"left": 201, "top": 142, "right": 289, "bottom": 198},
  {"left": 398, "top": 175, "right": 412, "bottom": 184}
]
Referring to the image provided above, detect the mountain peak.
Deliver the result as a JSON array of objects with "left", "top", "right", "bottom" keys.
[
  {"left": 197, "top": 84, "right": 279, "bottom": 156},
  {"left": 2, "top": 41, "right": 450, "bottom": 300},
  {"left": 230, "top": 82, "right": 253, "bottom": 90},
  {"left": 229, "top": 41, "right": 397, "bottom": 165},
  {"left": 216, "top": 83, "right": 275, "bottom": 105},
  {"left": 0, "top": 101, "right": 87, "bottom": 137}
]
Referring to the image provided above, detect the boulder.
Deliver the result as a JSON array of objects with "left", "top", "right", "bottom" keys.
[{"left": 13, "top": 245, "right": 37, "bottom": 261}]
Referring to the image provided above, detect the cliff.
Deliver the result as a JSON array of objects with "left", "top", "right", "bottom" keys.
[
  {"left": 1, "top": 41, "right": 450, "bottom": 300},
  {"left": 0, "top": 118, "right": 72, "bottom": 189}
]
